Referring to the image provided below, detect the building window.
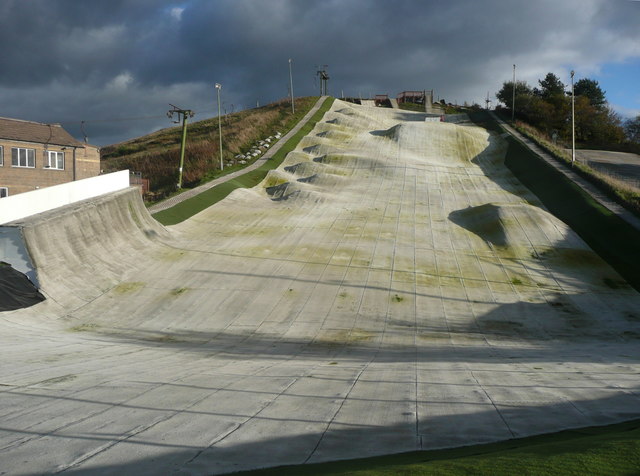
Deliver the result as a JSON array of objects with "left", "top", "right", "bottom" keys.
[
  {"left": 47, "top": 150, "right": 64, "bottom": 170},
  {"left": 0, "top": 146, "right": 3, "bottom": 166},
  {"left": 0, "top": 187, "right": 8, "bottom": 198},
  {"left": 11, "top": 147, "right": 35, "bottom": 168}
]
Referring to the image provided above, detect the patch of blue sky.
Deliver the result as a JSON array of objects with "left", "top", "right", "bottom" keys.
[{"left": 592, "top": 59, "right": 640, "bottom": 118}]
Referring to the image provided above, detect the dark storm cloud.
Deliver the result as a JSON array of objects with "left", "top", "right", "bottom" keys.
[
  {"left": 0, "top": 0, "right": 638, "bottom": 145},
  {"left": 0, "top": 0, "right": 162, "bottom": 86}
]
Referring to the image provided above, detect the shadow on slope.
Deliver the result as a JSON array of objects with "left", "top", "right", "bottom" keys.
[
  {"left": 0, "top": 263, "right": 45, "bottom": 311},
  {"left": 469, "top": 111, "right": 640, "bottom": 292},
  {"left": 448, "top": 204, "right": 508, "bottom": 247},
  {"left": 2, "top": 389, "right": 636, "bottom": 475}
]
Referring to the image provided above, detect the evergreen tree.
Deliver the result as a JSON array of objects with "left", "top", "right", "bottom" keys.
[
  {"left": 536, "top": 73, "right": 566, "bottom": 98},
  {"left": 574, "top": 78, "right": 606, "bottom": 109}
]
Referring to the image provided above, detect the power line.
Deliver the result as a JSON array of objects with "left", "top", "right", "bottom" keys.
[
  {"left": 53, "top": 98, "right": 280, "bottom": 143},
  {"left": 57, "top": 108, "right": 220, "bottom": 127},
  {"left": 55, "top": 94, "right": 290, "bottom": 128},
  {"left": 64, "top": 114, "right": 166, "bottom": 124}
]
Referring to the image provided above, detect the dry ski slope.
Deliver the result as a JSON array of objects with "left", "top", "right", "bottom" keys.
[{"left": 1, "top": 101, "right": 640, "bottom": 474}]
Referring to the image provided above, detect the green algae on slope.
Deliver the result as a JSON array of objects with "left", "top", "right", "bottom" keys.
[
  {"left": 170, "top": 287, "right": 190, "bottom": 296},
  {"left": 113, "top": 282, "right": 145, "bottom": 294},
  {"left": 69, "top": 323, "right": 99, "bottom": 332}
]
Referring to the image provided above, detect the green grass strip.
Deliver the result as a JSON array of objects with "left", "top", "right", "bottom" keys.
[
  {"left": 153, "top": 97, "right": 335, "bottom": 225},
  {"left": 227, "top": 419, "right": 640, "bottom": 475}
]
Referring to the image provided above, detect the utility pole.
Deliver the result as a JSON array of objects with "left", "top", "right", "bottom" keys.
[
  {"left": 215, "top": 83, "right": 223, "bottom": 171},
  {"left": 289, "top": 59, "right": 295, "bottom": 114},
  {"left": 80, "top": 121, "right": 88, "bottom": 143},
  {"left": 571, "top": 70, "right": 576, "bottom": 167},
  {"left": 512, "top": 64, "right": 516, "bottom": 123},
  {"left": 167, "top": 104, "right": 194, "bottom": 189}
]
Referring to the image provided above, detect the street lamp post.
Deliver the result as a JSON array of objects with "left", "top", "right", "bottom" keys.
[
  {"left": 512, "top": 64, "right": 516, "bottom": 123},
  {"left": 215, "top": 83, "right": 223, "bottom": 171},
  {"left": 571, "top": 70, "right": 576, "bottom": 167},
  {"left": 289, "top": 58, "right": 295, "bottom": 114}
]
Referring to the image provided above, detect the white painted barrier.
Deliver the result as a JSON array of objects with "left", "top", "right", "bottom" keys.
[{"left": 0, "top": 170, "right": 130, "bottom": 224}]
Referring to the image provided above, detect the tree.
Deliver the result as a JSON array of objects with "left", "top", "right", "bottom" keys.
[
  {"left": 574, "top": 97, "right": 625, "bottom": 145},
  {"left": 624, "top": 115, "right": 640, "bottom": 143},
  {"left": 495, "top": 70, "right": 626, "bottom": 147},
  {"left": 523, "top": 96, "right": 557, "bottom": 132},
  {"left": 573, "top": 96, "right": 599, "bottom": 143},
  {"left": 496, "top": 80, "right": 533, "bottom": 110},
  {"left": 574, "top": 78, "right": 606, "bottom": 109},
  {"left": 593, "top": 106, "right": 625, "bottom": 144},
  {"left": 536, "top": 72, "right": 566, "bottom": 99}
]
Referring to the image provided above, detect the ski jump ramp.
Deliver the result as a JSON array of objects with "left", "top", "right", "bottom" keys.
[{"left": 1, "top": 101, "right": 639, "bottom": 474}]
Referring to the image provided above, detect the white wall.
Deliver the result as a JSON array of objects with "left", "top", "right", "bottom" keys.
[{"left": 0, "top": 170, "right": 130, "bottom": 224}]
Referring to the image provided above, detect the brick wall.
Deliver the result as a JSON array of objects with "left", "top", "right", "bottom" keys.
[
  {"left": 0, "top": 139, "right": 100, "bottom": 196},
  {"left": 76, "top": 144, "right": 101, "bottom": 181}
]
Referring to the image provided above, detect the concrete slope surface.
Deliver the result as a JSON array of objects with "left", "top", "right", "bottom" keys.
[{"left": 1, "top": 101, "right": 639, "bottom": 474}]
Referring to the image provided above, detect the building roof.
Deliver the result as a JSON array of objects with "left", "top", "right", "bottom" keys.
[{"left": 0, "top": 117, "right": 87, "bottom": 147}]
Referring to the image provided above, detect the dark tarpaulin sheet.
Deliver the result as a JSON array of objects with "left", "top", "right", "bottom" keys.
[{"left": 0, "top": 262, "right": 45, "bottom": 312}]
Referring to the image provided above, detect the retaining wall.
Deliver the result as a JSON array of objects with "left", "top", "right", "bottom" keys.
[{"left": 0, "top": 170, "right": 130, "bottom": 225}]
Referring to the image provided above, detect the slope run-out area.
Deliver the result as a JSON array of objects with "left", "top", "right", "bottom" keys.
[{"left": 1, "top": 101, "right": 639, "bottom": 475}]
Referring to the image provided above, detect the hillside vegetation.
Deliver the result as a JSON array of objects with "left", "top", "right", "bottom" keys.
[
  {"left": 153, "top": 97, "right": 335, "bottom": 225},
  {"left": 101, "top": 97, "right": 318, "bottom": 201},
  {"left": 496, "top": 71, "right": 640, "bottom": 217},
  {"left": 497, "top": 71, "right": 639, "bottom": 152}
]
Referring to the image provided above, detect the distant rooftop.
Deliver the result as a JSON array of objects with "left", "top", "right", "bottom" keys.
[{"left": 0, "top": 116, "right": 87, "bottom": 147}]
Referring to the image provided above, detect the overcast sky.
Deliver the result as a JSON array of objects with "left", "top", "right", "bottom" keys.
[{"left": 1, "top": 0, "right": 639, "bottom": 146}]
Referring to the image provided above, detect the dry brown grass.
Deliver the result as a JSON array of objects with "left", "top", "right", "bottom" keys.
[
  {"left": 101, "top": 97, "right": 318, "bottom": 199},
  {"left": 514, "top": 120, "right": 640, "bottom": 216}
]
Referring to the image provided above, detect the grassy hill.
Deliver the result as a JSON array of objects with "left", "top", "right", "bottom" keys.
[{"left": 101, "top": 97, "right": 318, "bottom": 201}]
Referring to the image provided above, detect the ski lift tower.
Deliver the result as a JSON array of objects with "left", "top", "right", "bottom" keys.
[{"left": 316, "top": 65, "right": 329, "bottom": 96}]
